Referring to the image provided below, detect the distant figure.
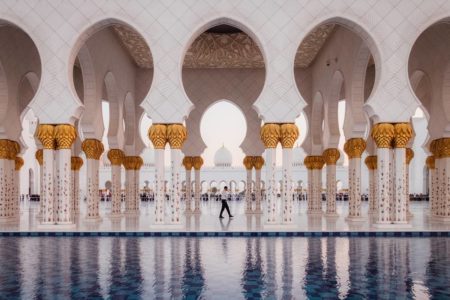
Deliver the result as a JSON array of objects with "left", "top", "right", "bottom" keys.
[{"left": 219, "top": 186, "right": 233, "bottom": 219}]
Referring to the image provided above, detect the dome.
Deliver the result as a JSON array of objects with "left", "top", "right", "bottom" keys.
[
  {"left": 214, "top": 145, "right": 232, "bottom": 167},
  {"left": 141, "top": 147, "right": 155, "bottom": 167},
  {"left": 292, "top": 145, "right": 306, "bottom": 167}
]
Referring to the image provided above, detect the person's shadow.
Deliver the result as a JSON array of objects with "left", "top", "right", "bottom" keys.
[{"left": 219, "top": 217, "right": 231, "bottom": 231}]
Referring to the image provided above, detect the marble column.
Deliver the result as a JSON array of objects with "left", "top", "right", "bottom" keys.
[
  {"left": 371, "top": 123, "right": 395, "bottom": 225},
  {"left": 253, "top": 156, "right": 265, "bottom": 214},
  {"left": 430, "top": 140, "right": 441, "bottom": 219},
  {"left": 14, "top": 156, "right": 24, "bottom": 218},
  {"left": 182, "top": 157, "right": 193, "bottom": 214},
  {"left": 280, "top": 123, "right": 299, "bottom": 224},
  {"left": 37, "top": 125, "right": 56, "bottom": 225},
  {"left": 123, "top": 156, "right": 136, "bottom": 214},
  {"left": 82, "top": 139, "right": 104, "bottom": 221},
  {"left": 392, "top": 123, "right": 412, "bottom": 224},
  {"left": 260, "top": 123, "right": 281, "bottom": 224},
  {"left": 364, "top": 155, "right": 378, "bottom": 214},
  {"left": 35, "top": 149, "right": 43, "bottom": 216},
  {"left": 436, "top": 138, "right": 450, "bottom": 221},
  {"left": 108, "top": 149, "right": 124, "bottom": 216},
  {"left": 192, "top": 156, "right": 203, "bottom": 215},
  {"left": 405, "top": 148, "right": 414, "bottom": 217},
  {"left": 149, "top": 124, "right": 168, "bottom": 224},
  {"left": 304, "top": 156, "right": 324, "bottom": 214},
  {"left": 167, "top": 124, "right": 187, "bottom": 224},
  {"left": 243, "top": 156, "right": 254, "bottom": 214},
  {"left": 134, "top": 157, "right": 143, "bottom": 214},
  {"left": 0, "top": 140, "right": 16, "bottom": 221},
  {"left": 70, "top": 157, "right": 83, "bottom": 217},
  {"left": 426, "top": 156, "right": 436, "bottom": 217},
  {"left": 344, "top": 138, "right": 366, "bottom": 221},
  {"left": 323, "top": 148, "right": 340, "bottom": 216},
  {"left": 54, "top": 124, "right": 77, "bottom": 225}
]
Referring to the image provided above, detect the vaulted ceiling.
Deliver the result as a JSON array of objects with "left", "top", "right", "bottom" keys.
[{"left": 111, "top": 23, "right": 336, "bottom": 69}]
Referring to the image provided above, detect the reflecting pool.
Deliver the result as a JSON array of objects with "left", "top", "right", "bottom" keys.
[{"left": 0, "top": 237, "right": 449, "bottom": 299}]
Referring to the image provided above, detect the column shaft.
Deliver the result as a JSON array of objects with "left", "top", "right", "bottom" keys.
[
  {"left": 376, "top": 149, "right": 391, "bottom": 224},
  {"left": 393, "top": 148, "right": 408, "bottom": 223},
  {"left": 245, "top": 168, "right": 253, "bottom": 213},
  {"left": 368, "top": 169, "right": 377, "bottom": 214},
  {"left": 111, "top": 165, "right": 122, "bottom": 215},
  {"left": 313, "top": 169, "right": 322, "bottom": 213},
  {"left": 41, "top": 149, "right": 55, "bottom": 224},
  {"left": 255, "top": 168, "right": 262, "bottom": 213},
  {"left": 347, "top": 158, "right": 362, "bottom": 219},
  {"left": 442, "top": 157, "right": 450, "bottom": 219},
  {"left": 170, "top": 148, "right": 182, "bottom": 224},
  {"left": 55, "top": 148, "right": 72, "bottom": 224},
  {"left": 72, "top": 170, "right": 80, "bottom": 215},
  {"left": 86, "top": 158, "right": 100, "bottom": 219},
  {"left": 282, "top": 148, "right": 293, "bottom": 223},
  {"left": 134, "top": 168, "right": 141, "bottom": 212},
  {"left": 307, "top": 168, "right": 313, "bottom": 213},
  {"left": 325, "top": 164, "right": 337, "bottom": 215},
  {"left": 125, "top": 168, "right": 135, "bottom": 213},
  {"left": 0, "top": 159, "right": 9, "bottom": 218},
  {"left": 185, "top": 169, "right": 192, "bottom": 213},
  {"left": 154, "top": 149, "right": 165, "bottom": 223},
  {"left": 265, "top": 148, "right": 277, "bottom": 223},
  {"left": 194, "top": 169, "right": 201, "bottom": 214}
]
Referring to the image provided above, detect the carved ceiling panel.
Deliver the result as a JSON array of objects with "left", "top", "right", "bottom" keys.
[{"left": 111, "top": 24, "right": 335, "bottom": 69}]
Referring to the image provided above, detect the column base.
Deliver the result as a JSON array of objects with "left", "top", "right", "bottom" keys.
[
  {"left": 432, "top": 215, "right": 450, "bottom": 222},
  {"left": 192, "top": 210, "right": 201, "bottom": 215},
  {"left": 108, "top": 212, "right": 123, "bottom": 218},
  {"left": 0, "top": 216, "right": 19, "bottom": 224},
  {"left": 184, "top": 209, "right": 193, "bottom": 215},
  {"left": 54, "top": 223, "right": 77, "bottom": 230},
  {"left": 151, "top": 223, "right": 184, "bottom": 230},
  {"left": 264, "top": 223, "right": 297, "bottom": 230},
  {"left": 253, "top": 210, "right": 263, "bottom": 215},
  {"left": 372, "top": 222, "right": 412, "bottom": 229},
  {"left": 307, "top": 210, "right": 323, "bottom": 215},
  {"left": 85, "top": 216, "right": 102, "bottom": 222},
  {"left": 37, "top": 223, "right": 76, "bottom": 230},
  {"left": 345, "top": 216, "right": 365, "bottom": 222},
  {"left": 325, "top": 212, "right": 339, "bottom": 218},
  {"left": 124, "top": 210, "right": 139, "bottom": 216}
]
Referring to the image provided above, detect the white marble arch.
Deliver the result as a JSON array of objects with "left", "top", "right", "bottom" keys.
[
  {"left": 104, "top": 72, "right": 125, "bottom": 150},
  {"left": 302, "top": 92, "right": 324, "bottom": 155},
  {"left": 323, "top": 71, "right": 344, "bottom": 150}
]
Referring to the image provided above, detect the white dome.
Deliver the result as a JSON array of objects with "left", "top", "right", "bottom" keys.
[
  {"left": 141, "top": 147, "right": 155, "bottom": 166},
  {"left": 292, "top": 146, "right": 306, "bottom": 166},
  {"left": 214, "top": 145, "right": 232, "bottom": 167}
]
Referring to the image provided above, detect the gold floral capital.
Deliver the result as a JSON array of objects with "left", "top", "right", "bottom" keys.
[
  {"left": 167, "top": 124, "right": 187, "bottom": 149},
  {"left": 183, "top": 156, "right": 193, "bottom": 170},
  {"left": 243, "top": 156, "right": 253, "bottom": 170},
  {"left": 304, "top": 155, "right": 324, "bottom": 170},
  {"left": 252, "top": 156, "right": 265, "bottom": 170},
  {"left": 406, "top": 148, "right": 414, "bottom": 164},
  {"left": 430, "top": 139, "right": 439, "bottom": 158},
  {"left": 54, "top": 124, "right": 77, "bottom": 150},
  {"left": 371, "top": 123, "right": 395, "bottom": 148},
  {"left": 107, "top": 149, "right": 125, "bottom": 165},
  {"left": 344, "top": 138, "right": 366, "bottom": 159},
  {"left": 438, "top": 138, "right": 450, "bottom": 158},
  {"left": 322, "top": 148, "right": 340, "bottom": 165},
  {"left": 148, "top": 124, "right": 167, "bottom": 149},
  {"left": 82, "top": 139, "right": 104, "bottom": 160},
  {"left": 0, "top": 140, "right": 13, "bottom": 160},
  {"left": 15, "top": 156, "right": 24, "bottom": 171},
  {"left": 35, "top": 149, "right": 43, "bottom": 165},
  {"left": 134, "top": 157, "right": 144, "bottom": 170},
  {"left": 280, "top": 123, "right": 299, "bottom": 148},
  {"left": 364, "top": 155, "right": 377, "bottom": 170},
  {"left": 426, "top": 156, "right": 435, "bottom": 170},
  {"left": 37, "top": 124, "right": 56, "bottom": 150},
  {"left": 71, "top": 156, "right": 84, "bottom": 171},
  {"left": 260, "top": 123, "right": 280, "bottom": 148},
  {"left": 192, "top": 156, "right": 204, "bottom": 170},
  {"left": 393, "top": 123, "right": 412, "bottom": 148}
]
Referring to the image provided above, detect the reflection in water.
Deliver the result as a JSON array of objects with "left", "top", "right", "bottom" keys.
[{"left": 0, "top": 237, "right": 449, "bottom": 298}]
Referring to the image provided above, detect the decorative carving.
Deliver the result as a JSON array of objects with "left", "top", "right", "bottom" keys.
[
  {"left": 243, "top": 156, "right": 253, "bottom": 170},
  {"left": 54, "top": 124, "right": 77, "bottom": 150},
  {"left": 167, "top": 124, "right": 187, "bottom": 149},
  {"left": 123, "top": 156, "right": 136, "bottom": 170},
  {"left": 37, "top": 124, "right": 56, "bottom": 150},
  {"left": 81, "top": 139, "right": 104, "bottom": 160},
  {"left": 260, "top": 124, "right": 281, "bottom": 148},
  {"left": 252, "top": 156, "right": 265, "bottom": 170},
  {"left": 107, "top": 149, "right": 125, "bottom": 166},
  {"left": 430, "top": 139, "right": 439, "bottom": 158},
  {"left": 371, "top": 123, "right": 395, "bottom": 148},
  {"left": 322, "top": 148, "right": 340, "bottom": 165},
  {"left": 438, "top": 138, "right": 450, "bottom": 158},
  {"left": 344, "top": 138, "right": 366, "bottom": 159},
  {"left": 148, "top": 124, "right": 167, "bottom": 149},
  {"left": 406, "top": 148, "right": 414, "bottom": 164},
  {"left": 35, "top": 149, "right": 43, "bottom": 165},
  {"left": 11, "top": 141, "right": 20, "bottom": 159},
  {"left": 182, "top": 156, "right": 193, "bottom": 170},
  {"left": 0, "top": 140, "right": 10, "bottom": 159},
  {"left": 134, "top": 156, "right": 144, "bottom": 170},
  {"left": 426, "top": 156, "right": 435, "bottom": 169},
  {"left": 295, "top": 24, "right": 336, "bottom": 68},
  {"left": 112, "top": 25, "right": 153, "bottom": 68},
  {"left": 393, "top": 123, "right": 412, "bottom": 148},
  {"left": 192, "top": 156, "right": 204, "bottom": 170},
  {"left": 14, "top": 156, "right": 24, "bottom": 171},
  {"left": 71, "top": 156, "right": 83, "bottom": 171},
  {"left": 364, "top": 155, "right": 377, "bottom": 170},
  {"left": 304, "top": 156, "right": 324, "bottom": 170},
  {"left": 280, "top": 123, "right": 299, "bottom": 148}
]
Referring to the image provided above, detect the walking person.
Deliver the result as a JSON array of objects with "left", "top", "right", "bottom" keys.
[{"left": 219, "top": 186, "right": 233, "bottom": 219}]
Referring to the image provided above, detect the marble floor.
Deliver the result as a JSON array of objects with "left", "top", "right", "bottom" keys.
[{"left": 1, "top": 199, "right": 450, "bottom": 232}]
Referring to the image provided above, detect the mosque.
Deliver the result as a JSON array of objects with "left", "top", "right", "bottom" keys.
[{"left": 0, "top": 0, "right": 448, "bottom": 229}]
